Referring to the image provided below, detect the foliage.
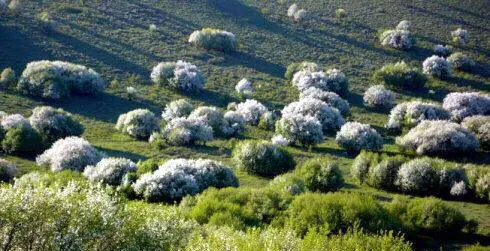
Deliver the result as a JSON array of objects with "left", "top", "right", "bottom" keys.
[
  {"left": 300, "top": 87, "right": 350, "bottom": 116},
  {"left": 443, "top": 92, "right": 490, "bottom": 121},
  {"left": 161, "top": 99, "right": 194, "bottom": 122},
  {"left": 462, "top": 115, "right": 490, "bottom": 150},
  {"left": 258, "top": 111, "right": 278, "bottom": 130},
  {"left": 368, "top": 156, "right": 406, "bottom": 190},
  {"left": 2, "top": 125, "right": 43, "bottom": 156},
  {"left": 275, "top": 114, "right": 324, "bottom": 147},
  {"left": 297, "top": 158, "right": 344, "bottom": 192},
  {"left": 0, "top": 68, "right": 16, "bottom": 89},
  {"left": 188, "top": 28, "right": 238, "bottom": 52},
  {"left": 161, "top": 117, "right": 213, "bottom": 146},
  {"left": 116, "top": 109, "right": 159, "bottom": 139},
  {"left": 422, "top": 55, "right": 452, "bottom": 79},
  {"left": 433, "top": 44, "right": 452, "bottom": 57},
  {"left": 84, "top": 157, "right": 137, "bottom": 186},
  {"left": 0, "top": 158, "right": 17, "bottom": 183},
  {"left": 451, "top": 28, "right": 469, "bottom": 44},
  {"left": 363, "top": 85, "right": 396, "bottom": 109},
  {"left": 151, "top": 60, "right": 206, "bottom": 93},
  {"left": 395, "top": 158, "right": 439, "bottom": 194},
  {"left": 373, "top": 61, "right": 427, "bottom": 90},
  {"left": 385, "top": 101, "right": 450, "bottom": 131},
  {"left": 447, "top": 52, "right": 475, "bottom": 71},
  {"left": 29, "top": 106, "right": 84, "bottom": 145},
  {"left": 335, "top": 122, "right": 383, "bottom": 151}
]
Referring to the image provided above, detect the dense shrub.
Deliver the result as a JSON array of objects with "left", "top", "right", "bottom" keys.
[
  {"left": 188, "top": 106, "right": 226, "bottom": 135},
  {"left": 258, "top": 111, "right": 278, "bottom": 130},
  {"left": 466, "top": 167, "right": 490, "bottom": 201},
  {"left": 300, "top": 87, "right": 350, "bottom": 115},
  {"left": 269, "top": 173, "right": 306, "bottom": 195},
  {"left": 133, "top": 158, "right": 238, "bottom": 202},
  {"left": 234, "top": 99, "right": 268, "bottom": 125},
  {"left": 396, "top": 20, "right": 411, "bottom": 31},
  {"left": 233, "top": 141, "right": 295, "bottom": 177},
  {"left": 151, "top": 60, "right": 206, "bottom": 92},
  {"left": 29, "top": 106, "right": 84, "bottom": 145},
  {"left": 83, "top": 157, "right": 137, "bottom": 186},
  {"left": 287, "top": 4, "right": 308, "bottom": 22},
  {"left": 285, "top": 61, "right": 321, "bottom": 80},
  {"left": 433, "top": 44, "right": 452, "bottom": 57},
  {"left": 293, "top": 68, "right": 348, "bottom": 95},
  {"left": 379, "top": 29, "right": 414, "bottom": 50},
  {"left": 351, "top": 151, "right": 382, "bottom": 183},
  {"left": 282, "top": 97, "right": 344, "bottom": 132},
  {"left": 451, "top": 28, "right": 469, "bottom": 44},
  {"left": 373, "top": 61, "right": 427, "bottom": 89},
  {"left": 395, "top": 159, "right": 439, "bottom": 194},
  {"left": 0, "top": 67, "right": 16, "bottom": 88},
  {"left": 335, "top": 8, "right": 346, "bottom": 19},
  {"left": 271, "top": 134, "right": 290, "bottom": 146},
  {"left": 462, "top": 244, "right": 490, "bottom": 251},
  {"left": 0, "top": 113, "right": 30, "bottom": 130},
  {"left": 161, "top": 117, "right": 213, "bottom": 146},
  {"left": 443, "top": 92, "right": 490, "bottom": 121},
  {"left": 285, "top": 192, "right": 399, "bottom": 236},
  {"left": 235, "top": 78, "right": 254, "bottom": 97},
  {"left": 188, "top": 28, "right": 238, "bottom": 52},
  {"left": 0, "top": 158, "right": 17, "bottom": 182},
  {"left": 385, "top": 101, "right": 450, "bottom": 131},
  {"left": 161, "top": 99, "right": 194, "bottom": 122},
  {"left": 368, "top": 156, "right": 406, "bottom": 190},
  {"left": 222, "top": 111, "right": 246, "bottom": 137},
  {"left": 17, "top": 60, "right": 106, "bottom": 100},
  {"left": 447, "top": 52, "right": 475, "bottom": 71},
  {"left": 116, "top": 109, "right": 159, "bottom": 139},
  {"left": 298, "top": 158, "right": 344, "bottom": 192},
  {"left": 36, "top": 136, "right": 105, "bottom": 172},
  {"left": 397, "top": 120, "right": 479, "bottom": 155},
  {"left": 335, "top": 122, "right": 383, "bottom": 151},
  {"left": 275, "top": 114, "right": 324, "bottom": 147},
  {"left": 363, "top": 85, "right": 396, "bottom": 109},
  {"left": 2, "top": 125, "right": 43, "bottom": 156},
  {"left": 462, "top": 115, "right": 490, "bottom": 149},
  {"left": 422, "top": 56, "right": 452, "bottom": 78}
]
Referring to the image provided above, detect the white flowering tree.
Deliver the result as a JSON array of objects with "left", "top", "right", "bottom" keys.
[
  {"left": 0, "top": 113, "right": 29, "bottom": 131},
  {"left": 161, "top": 117, "right": 213, "bottom": 146},
  {"left": 222, "top": 111, "right": 246, "bottom": 137},
  {"left": 462, "top": 115, "right": 490, "bottom": 150},
  {"left": 36, "top": 136, "right": 105, "bottom": 171},
  {"left": 443, "top": 92, "right": 490, "bottom": 121},
  {"left": 292, "top": 69, "right": 348, "bottom": 94},
  {"left": 451, "top": 28, "right": 469, "bottom": 44},
  {"left": 151, "top": 60, "right": 206, "bottom": 93},
  {"left": 363, "top": 85, "right": 396, "bottom": 109},
  {"left": 84, "top": 157, "right": 137, "bottom": 186},
  {"left": 447, "top": 52, "right": 475, "bottom": 72},
  {"left": 422, "top": 55, "right": 452, "bottom": 78},
  {"left": 29, "top": 106, "right": 84, "bottom": 145},
  {"left": 395, "top": 159, "right": 438, "bottom": 194},
  {"left": 188, "top": 28, "right": 238, "bottom": 52},
  {"left": 335, "top": 122, "right": 383, "bottom": 151},
  {"left": 396, "top": 20, "right": 411, "bottom": 31},
  {"left": 385, "top": 101, "right": 450, "bottom": 131},
  {"left": 17, "top": 60, "right": 106, "bottom": 100},
  {"left": 234, "top": 99, "right": 268, "bottom": 125},
  {"left": 116, "top": 109, "right": 159, "bottom": 139},
  {"left": 271, "top": 134, "right": 290, "bottom": 146},
  {"left": 276, "top": 114, "right": 324, "bottom": 147},
  {"left": 300, "top": 87, "right": 350, "bottom": 115},
  {"left": 188, "top": 106, "right": 226, "bottom": 135},
  {"left": 162, "top": 99, "right": 194, "bottom": 122},
  {"left": 235, "top": 78, "right": 254, "bottom": 97},
  {"left": 281, "top": 97, "right": 344, "bottom": 132},
  {"left": 433, "top": 44, "right": 452, "bottom": 57},
  {"left": 379, "top": 29, "right": 414, "bottom": 50}
]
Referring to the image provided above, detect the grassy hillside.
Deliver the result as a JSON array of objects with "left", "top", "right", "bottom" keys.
[{"left": 0, "top": 0, "right": 489, "bottom": 250}]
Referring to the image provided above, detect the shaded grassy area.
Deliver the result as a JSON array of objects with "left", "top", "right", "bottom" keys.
[{"left": 0, "top": 0, "right": 489, "bottom": 250}]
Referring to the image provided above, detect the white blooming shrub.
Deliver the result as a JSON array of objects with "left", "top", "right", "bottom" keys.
[
  {"left": 292, "top": 69, "right": 348, "bottom": 94},
  {"left": 450, "top": 181, "right": 468, "bottom": 197},
  {"left": 133, "top": 158, "right": 238, "bottom": 202},
  {"left": 281, "top": 97, "right": 344, "bottom": 132},
  {"left": 116, "top": 109, "right": 159, "bottom": 139},
  {"left": 396, "top": 20, "right": 411, "bottom": 31},
  {"left": 235, "top": 78, "right": 254, "bottom": 97},
  {"left": 36, "top": 136, "right": 105, "bottom": 172},
  {"left": 276, "top": 114, "right": 324, "bottom": 147},
  {"left": 422, "top": 55, "right": 452, "bottom": 78},
  {"left": 396, "top": 120, "right": 479, "bottom": 155},
  {"left": 379, "top": 29, "right": 414, "bottom": 50},
  {"left": 335, "top": 122, "right": 383, "bottom": 151},
  {"left": 233, "top": 141, "right": 295, "bottom": 177},
  {"left": 222, "top": 111, "right": 246, "bottom": 137},
  {"left": 451, "top": 28, "right": 469, "bottom": 44},
  {"left": 300, "top": 87, "right": 350, "bottom": 115},
  {"left": 443, "top": 92, "right": 490, "bottom": 121},
  {"left": 188, "top": 106, "right": 226, "bottom": 135},
  {"left": 162, "top": 117, "right": 213, "bottom": 146},
  {"left": 395, "top": 158, "right": 439, "bottom": 194},
  {"left": 336, "top": 8, "right": 346, "bottom": 18},
  {"left": 188, "top": 28, "right": 238, "bottom": 52},
  {"left": 462, "top": 115, "right": 490, "bottom": 150},
  {"left": 234, "top": 99, "right": 268, "bottom": 125},
  {"left": 287, "top": 4, "right": 299, "bottom": 17},
  {"left": 151, "top": 60, "right": 206, "bottom": 93},
  {"left": 0, "top": 158, "right": 17, "bottom": 182},
  {"left": 287, "top": 4, "right": 307, "bottom": 22},
  {"left": 271, "top": 134, "right": 290, "bottom": 146},
  {"left": 385, "top": 101, "right": 450, "bottom": 131},
  {"left": 373, "top": 61, "right": 427, "bottom": 89},
  {"left": 17, "top": 60, "right": 106, "bottom": 100},
  {"left": 447, "top": 52, "right": 475, "bottom": 71},
  {"left": 363, "top": 85, "right": 396, "bottom": 109},
  {"left": 83, "top": 157, "right": 137, "bottom": 186},
  {"left": 29, "top": 106, "right": 84, "bottom": 145},
  {"left": 0, "top": 113, "right": 29, "bottom": 131},
  {"left": 162, "top": 99, "right": 194, "bottom": 122},
  {"left": 433, "top": 44, "right": 452, "bottom": 57}
]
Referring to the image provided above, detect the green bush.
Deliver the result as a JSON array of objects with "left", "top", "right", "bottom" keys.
[
  {"left": 351, "top": 151, "right": 382, "bottom": 183},
  {"left": 373, "top": 61, "right": 427, "bottom": 90},
  {"left": 368, "top": 156, "right": 406, "bottom": 190},
  {"left": 285, "top": 192, "right": 400, "bottom": 236},
  {"left": 1, "top": 126, "right": 43, "bottom": 156},
  {"left": 298, "top": 158, "right": 344, "bottom": 193},
  {"left": 466, "top": 166, "right": 490, "bottom": 202},
  {"left": 0, "top": 68, "right": 16, "bottom": 89},
  {"left": 135, "top": 158, "right": 162, "bottom": 176},
  {"left": 233, "top": 141, "right": 295, "bottom": 177},
  {"left": 462, "top": 244, "right": 490, "bottom": 251}
]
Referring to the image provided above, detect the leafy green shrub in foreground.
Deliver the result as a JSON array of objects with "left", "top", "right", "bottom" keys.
[
  {"left": 1, "top": 125, "right": 43, "bottom": 156},
  {"left": 373, "top": 61, "right": 427, "bottom": 89},
  {"left": 461, "top": 244, "right": 490, "bottom": 251},
  {"left": 298, "top": 158, "right": 344, "bottom": 193}
]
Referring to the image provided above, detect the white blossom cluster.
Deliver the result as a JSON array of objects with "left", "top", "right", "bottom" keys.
[
  {"left": 188, "top": 106, "right": 226, "bottom": 134},
  {"left": 450, "top": 181, "right": 468, "bottom": 197},
  {"left": 234, "top": 99, "right": 268, "bottom": 125},
  {"left": 0, "top": 158, "right": 17, "bottom": 182},
  {"left": 116, "top": 109, "right": 159, "bottom": 139},
  {"left": 281, "top": 97, "right": 344, "bottom": 132},
  {"left": 0, "top": 113, "right": 29, "bottom": 130},
  {"left": 271, "top": 134, "right": 290, "bottom": 146},
  {"left": 462, "top": 115, "right": 490, "bottom": 150},
  {"left": 17, "top": 60, "right": 106, "bottom": 100},
  {"left": 222, "top": 111, "right": 246, "bottom": 137},
  {"left": 395, "top": 159, "right": 438, "bottom": 194},
  {"left": 29, "top": 106, "right": 83, "bottom": 144},
  {"left": 447, "top": 52, "right": 475, "bottom": 71},
  {"left": 443, "top": 92, "right": 490, "bottom": 121},
  {"left": 83, "top": 157, "right": 137, "bottom": 186},
  {"left": 161, "top": 99, "right": 194, "bottom": 122},
  {"left": 422, "top": 55, "right": 452, "bottom": 78},
  {"left": 287, "top": 4, "right": 308, "bottom": 22},
  {"left": 151, "top": 60, "right": 206, "bottom": 93},
  {"left": 292, "top": 68, "right": 348, "bottom": 94},
  {"left": 396, "top": 120, "right": 479, "bottom": 155},
  {"left": 451, "top": 28, "right": 469, "bottom": 44},
  {"left": 188, "top": 28, "right": 238, "bottom": 52},
  {"left": 335, "top": 122, "right": 383, "bottom": 151},
  {"left": 161, "top": 117, "right": 213, "bottom": 146},
  {"left": 433, "top": 44, "right": 452, "bottom": 57},
  {"left": 379, "top": 29, "right": 414, "bottom": 50},
  {"left": 299, "top": 87, "right": 350, "bottom": 115},
  {"left": 133, "top": 158, "right": 238, "bottom": 202},
  {"left": 235, "top": 78, "right": 254, "bottom": 97},
  {"left": 396, "top": 20, "right": 411, "bottom": 31},
  {"left": 363, "top": 85, "right": 396, "bottom": 109},
  {"left": 276, "top": 114, "right": 324, "bottom": 147},
  {"left": 385, "top": 101, "right": 450, "bottom": 131},
  {"left": 36, "top": 136, "right": 105, "bottom": 172}
]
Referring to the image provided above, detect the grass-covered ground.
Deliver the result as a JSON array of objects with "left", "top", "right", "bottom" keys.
[{"left": 0, "top": 0, "right": 489, "bottom": 250}]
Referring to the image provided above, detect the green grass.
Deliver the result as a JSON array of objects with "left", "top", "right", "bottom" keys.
[{"left": 0, "top": 0, "right": 489, "bottom": 250}]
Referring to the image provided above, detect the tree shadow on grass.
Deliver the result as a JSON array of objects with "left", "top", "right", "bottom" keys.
[
  {"left": 220, "top": 51, "right": 286, "bottom": 78},
  {"left": 447, "top": 76, "right": 490, "bottom": 92},
  {"left": 411, "top": 232, "right": 490, "bottom": 251},
  {"left": 96, "top": 146, "right": 147, "bottom": 161},
  {"left": 188, "top": 89, "right": 237, "bottom": 108}
]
